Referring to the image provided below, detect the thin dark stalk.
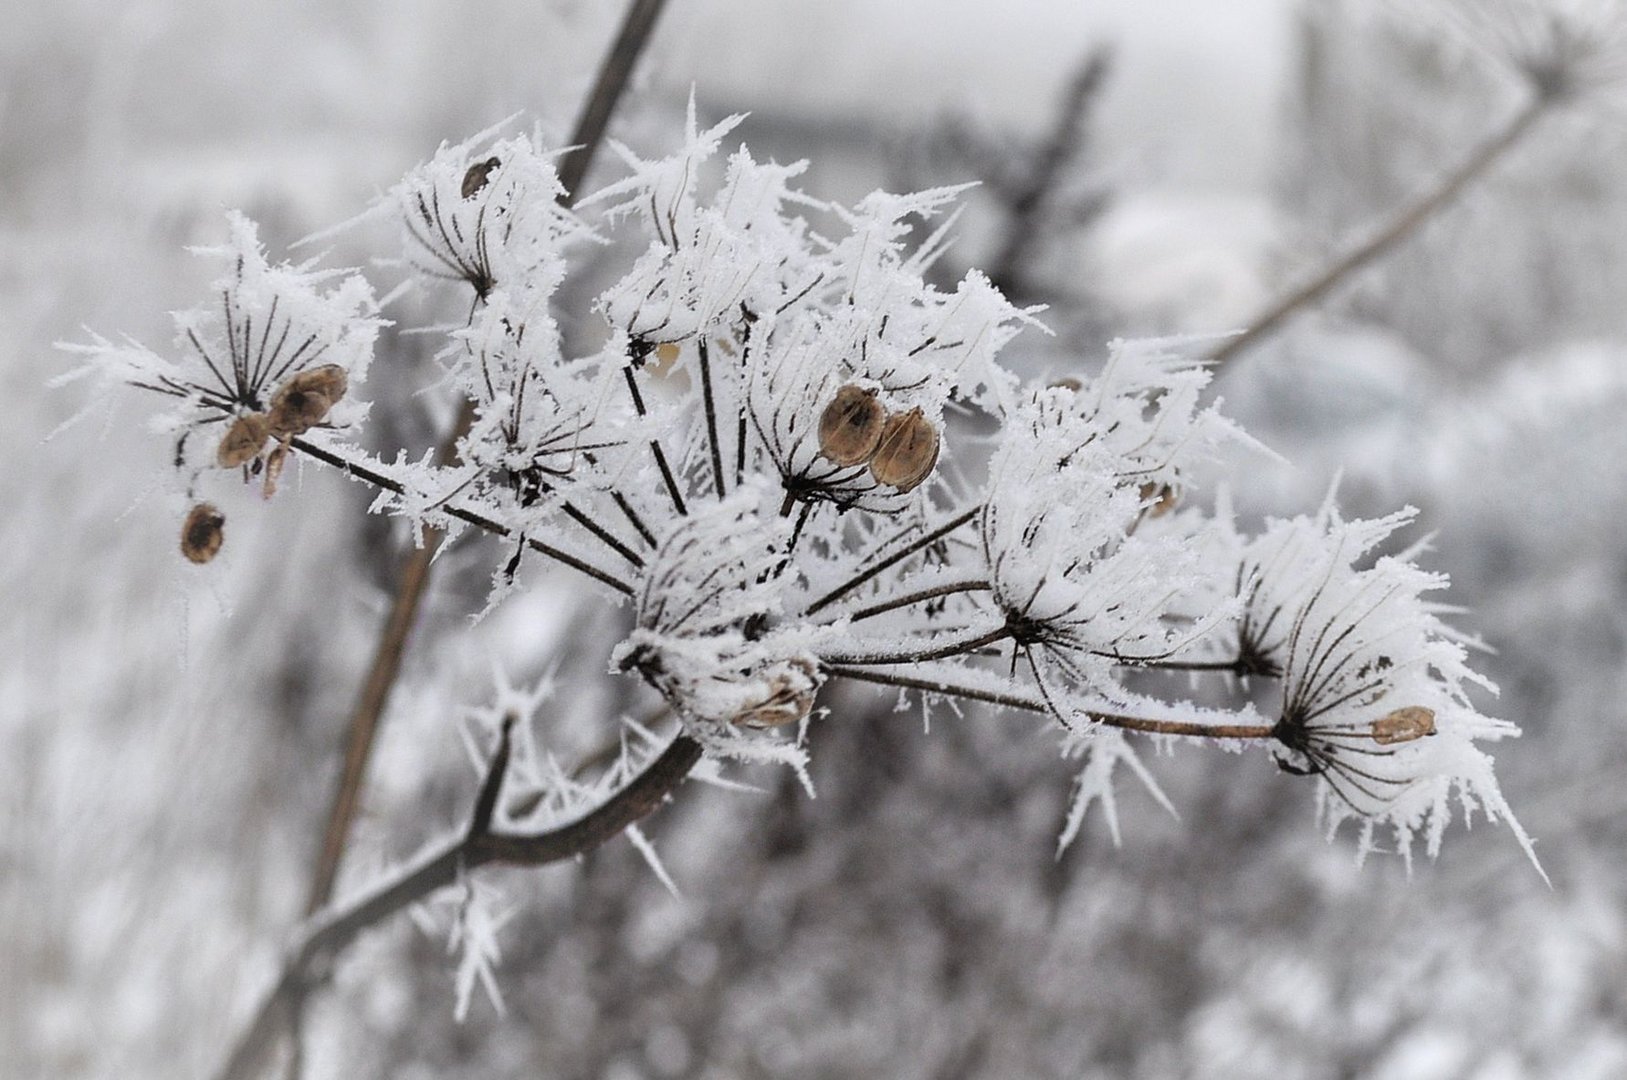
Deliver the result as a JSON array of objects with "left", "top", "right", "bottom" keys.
[
  {"left": 303, "top": 402, "right": 472, "bottom": 917},
  {"left": 827, "top": 665, "right": 1276, "bottom": 740},
  {"left": 562, "top": 500, "right": 644, "bottom": 567},
  {"left": 821, "top": 623, "right": 1012, "bottom": 666},
  {"left": 287, "top": 436, "right": 632, "bottom": 595},
  {"left": 622, "top": 364, "right": 688, "bottom": 515},
  {"left": 804, "top": 506, "right": 980, "bottom": 614},
  {"left": 696, "top": 338, "right": 727, "bottom": 498},
  {"left": 214, "top": 733, "right": 702, "bottom": 1080},
  {"left": 1208, "top": 93, "right": 1551, "bottom": 370},
  {"left": 845, "top": 579, "right": 990, "bottom": 622}
]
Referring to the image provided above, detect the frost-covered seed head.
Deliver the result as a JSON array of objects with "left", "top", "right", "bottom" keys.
[
  {"left": 216, "top": 413, "right": 270, "bottom": 468},
  {"left": 817, "top": 384, "right": 885, "bottom": 467},
  {"left": 733, "top": 656, "right": 820, "bottom": 729},
  {"left": 868, "top": 408, "right": 940, "bottom": 492},
  {"left": 180, "top": 503, "right": 225, "bottom": 564}
]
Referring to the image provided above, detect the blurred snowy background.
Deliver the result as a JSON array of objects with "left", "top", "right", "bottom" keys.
[{"left": 5, "top": 0, "right": 1627, "bottom": 1076}]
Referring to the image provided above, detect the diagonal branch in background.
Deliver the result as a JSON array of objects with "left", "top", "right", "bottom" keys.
[
  {"left": 215, "top": 731, "right": 703, "bottom": 1080},
  {"left": 983, "top": 46, "right": 1113, "bottom": 299},
  {"left": 302, "top": 0, "right": 674, "bottom": 918},
  {"left": 1206, "top": 91, "right": 1553, "bottom": 370}
]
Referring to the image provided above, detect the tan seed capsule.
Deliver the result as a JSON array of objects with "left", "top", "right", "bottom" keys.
[
  {"left": 735, "top": 658, "right": 819, "bottom": 729},
  {"left": 868, "top": 407, "right": 940, "bottom": 492},
  {"left": 180, "top": 503, "right": 225, "bottom": 564},
  {"left": 216, "top": 412, "right": 270, "bottom": 468},
  {"left": 1138, "top": 481, "right": 1178, "bottom": 517},
  {"left": 268, "top": 364, "right": 348, "bottom": 438},
  {"left": 1049, "top": 376, "right": 1083, "bottom": 392},
  {"left": 1371, "top": 705, "right": 1436, "bottom": 745},
  {"left": 818, "top": 384, "right": 886, "bottom": 467},
  {"left": 461, "top": 156, "right": 501, "bottom": 199}
]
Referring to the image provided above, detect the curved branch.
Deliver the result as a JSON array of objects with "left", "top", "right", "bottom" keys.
[{"left": 213, "top": 734, "right": 702, "bottom": 1080}]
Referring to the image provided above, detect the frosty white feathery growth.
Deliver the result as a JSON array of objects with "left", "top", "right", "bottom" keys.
[{"left": 63, "top": 106, "right": 1538, "bottom": 876}]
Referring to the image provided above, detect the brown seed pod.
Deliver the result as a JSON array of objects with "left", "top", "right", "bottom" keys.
[
  {"left": 1138, "top": 481, "right": 1178, "bottom": 518},
  {"left": 1048, "top": 376, "right": 1083, "bottom": 392},
  {"left": 818, "top": 384, "right": 886, "bottom": 467},
  {"left": 1370, "top": 705, "right": 1436, "bottom": 745},
  {"left": 180, "top": 503, "right": 225, "bottom": 564},
  {"left": 461, "top": 156, "right": 501, "bottom": 199},
  {"left": 216, "top": 412, "right": 270, "bottom": 468},
  {"left": 868, "top": 407, "right": 940, "bottom": 492},
  {"left": 268, "top": 364, "right": 348, "bottom": 438},
  {"left": 735, "top": 658, "right": 819, "bottom": 729}
]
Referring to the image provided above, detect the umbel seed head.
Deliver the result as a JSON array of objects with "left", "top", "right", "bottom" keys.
[
  {"left": 817, "top": 384, "right": 885, "bottom": 467},
  {"left": 217, "top": 412, "right": 270, "bottom": 468},
  {"left": 869, "top": 407, "right": 940, "bottom": 492},
  {"left": 268, "top": 364, "right": 348, "bottom": 438},
  {"left": 1371, "top": 705, "right": 1437, "bottom": 745},
  {"left": 180, "top": 503, "right": 225, "bottom": 564},
  {"left": 461, "top": 156, "right": 501, "bottom": 200}
]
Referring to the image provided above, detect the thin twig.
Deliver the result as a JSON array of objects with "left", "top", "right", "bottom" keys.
[
  {"left": 803, "top": 506, "right": 980, "bottom": 615},
  {"left": 826, "top": 664, "right": 1276, "bottom": 740},
  {"left": 1207, "top": 93, "right": 1551, "bottom": 370}
]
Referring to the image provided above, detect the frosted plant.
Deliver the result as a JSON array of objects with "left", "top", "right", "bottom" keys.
[{"left": 61, "top": 105, "right": 1541, "bottom": 1061}]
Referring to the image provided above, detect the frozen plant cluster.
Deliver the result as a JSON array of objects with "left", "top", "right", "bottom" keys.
[{"left": 65, "top": 105, "right": 1537, "bottom": 874}]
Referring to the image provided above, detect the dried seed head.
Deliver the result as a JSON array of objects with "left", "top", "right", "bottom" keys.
[
  {"left": 818, "top": 384, "right": 886, "bottom": 467},
  {"left": 1138, "top": 481, "right": 1178, "bottom": 518},
  {"left": 1048, "top": 376, "right": 1083, "bottom": 392},
  {"left": 735, "top": 657, "right": 820, "bottom": 729},
  {"left": 461, "top": 156, "right": 501, "bottom": 199},
  {"left": 868, "top": 407, "right": 940, "bottom": 492},
  {"left": 268, "top": 364, "right": 348, "bottom": 438},
  {"left": 216, "top": 412, "right": 270, "bottom": 468},
  {"left": 1371, "top": 705, "right": 1437, "bottom": 745},
  {"left": 180, "top": 503, "right": 225, "bottom": 564}
]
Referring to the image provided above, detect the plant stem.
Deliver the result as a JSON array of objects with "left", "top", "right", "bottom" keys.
[
  {"left": 804, "top": 506, "right": 980, "bottom": 614},
  {"left": 1208, "top": 93, "right": 1550, "bottom": 370},
  {"left": 844, "top": 579, "right": 991, "bottom": 622},
  {"left": 213, "top": 733, "right": 702, "bottom": 1080},
  {"left": 826, "top": 664, "right": 1276, "bottom": 740}
]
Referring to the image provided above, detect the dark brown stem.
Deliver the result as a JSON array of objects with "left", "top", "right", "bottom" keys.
[
  {"left": 554, "top": 0, "right": 672, "bottom": 203},
  {"left": 844, "top": 579, "right": 990, "bottom": 622},
  {"left": 804, "top": 506, "right": 980, "bottom": 614},
  {"left": 820, "top": 623, "right": 1012, "bottom": 666},
  {"left": 827, "top": 664, "right": 1276, "bottom": 740},
  {"left": 214, "top": 734, "right": 703, "bottom": 1080},
  {"left": 1208, "top": 94, "right": 1550, "bottom": 370},
  {"left": 303, "top": 402, "right": 473, "bottom": 916},
  {"left": 288, "top": 436, "right": 633, "bottom": 595}
]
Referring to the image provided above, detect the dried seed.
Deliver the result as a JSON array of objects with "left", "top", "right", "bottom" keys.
[
  {"left": 216, "top": 412, "right": 270, "bottom": 468},
  {"left": 817, "top": 384, "right": 885, "bottom": 467},
  {"left": 262, "top": 439, "right": 290, "bottom": 499},
  {"left": 461, "top": 156, "right": 501, "bottom": 199},
  {"left": 1370, "top": 705, "right": 1436, "bottom": 745},
  {"left": 1049, "top": 376, "right": 1083, "bottom": 392},
  {"left": 180, "top": 503, "right": 225, "bottom": 564},
  {"left": 736, "top": 658, "right": 819, "bottom": 729},
  {"left": 268, "top": 364, "right": 348, "bottom": 438},
  {"left": 868, "top": 407, "right": 940, "bottom": 492},
  {"left": 1138, "top": 481, "right": 1178, "bottom": 517}
]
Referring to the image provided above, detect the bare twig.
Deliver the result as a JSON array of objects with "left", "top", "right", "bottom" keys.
[
  {"left": 984, "top": 47, "right": 1113, "bottom": 296},
  {"left": 1207, "top": 93, "right": 1552, "bottom": 370}
]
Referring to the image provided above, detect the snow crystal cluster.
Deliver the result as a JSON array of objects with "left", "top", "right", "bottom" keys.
[{"left": 65, "top": 104, "right": 1536, "bottom": 868}]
